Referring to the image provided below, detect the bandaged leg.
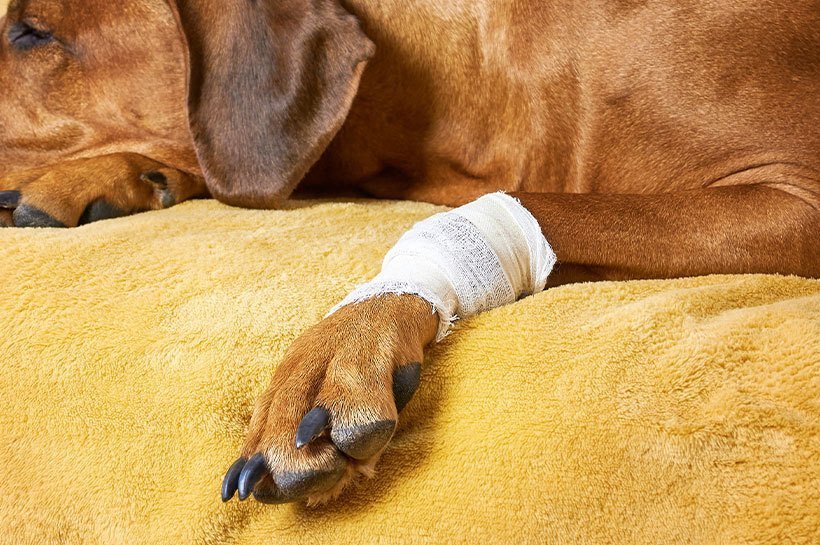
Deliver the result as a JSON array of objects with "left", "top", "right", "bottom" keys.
[{"left": 330, "top": 192, "right": 556, "bottom": 341}]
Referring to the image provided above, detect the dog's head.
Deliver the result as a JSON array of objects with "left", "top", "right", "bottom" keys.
[{"left": 0, "top": 0, "right": 374, "bottom": 206}]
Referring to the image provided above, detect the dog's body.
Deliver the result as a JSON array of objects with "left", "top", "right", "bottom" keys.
[
  {"left": 306, "top": 0, "right": 820, "bottom": 284},
  {"left": 309, "top": 1, "right": 819, "bottom": 203},
  {"left": 1, "top": 0, "right": 818, "bottom": 504}
]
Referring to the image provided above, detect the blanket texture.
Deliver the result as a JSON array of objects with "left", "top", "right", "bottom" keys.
[{"left": 0, "top": 199, "right": 818, "bottom": 545}]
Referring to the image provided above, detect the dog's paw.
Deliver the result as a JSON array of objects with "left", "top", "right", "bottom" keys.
[
  {"left": 0, "top": 153, "right": 205, "bottom": 228},
  {"left": 221, "top": 294, "right": 439, "bottom": 505}
]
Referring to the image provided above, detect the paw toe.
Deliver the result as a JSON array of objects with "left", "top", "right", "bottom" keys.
[
  {"left": 251, "top": 484, "right": 289, "bottom": 504},
  {"left": 331, "top": 419, "right": 397, "bottom": 460},
  {"left": 273, "top": 459, "right": 347, "bottom": 501},
  {"left": 393, "top": 362, "right": 422, "bottom": 412}
]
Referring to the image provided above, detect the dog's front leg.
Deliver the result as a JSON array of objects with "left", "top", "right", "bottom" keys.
[
  {"left": 222, "top": 193, "right": 556, "bottom": 504},
  {"left": 513, "top": 180, "right": 819, "bottom": 285},
  {"left": 222, "top": 179, "right": 818, "bottom": 505}
]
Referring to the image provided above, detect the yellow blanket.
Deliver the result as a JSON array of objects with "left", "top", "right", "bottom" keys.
[{"left": 0, "top": 199, "right": 818, "bottom": 544}]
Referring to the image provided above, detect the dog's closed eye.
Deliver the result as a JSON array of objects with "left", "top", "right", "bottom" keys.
[{"left": 8, "top": 20, "right": 54, "bottom": 51}]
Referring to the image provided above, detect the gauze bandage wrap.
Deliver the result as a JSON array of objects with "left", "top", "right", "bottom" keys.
[{"left": 330, "top": 193, "right": 557, "bottom": 341}]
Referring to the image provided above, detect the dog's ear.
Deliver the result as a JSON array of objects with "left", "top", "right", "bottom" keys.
[{"left": 166, "top": 0, "right": 374, "bottom": 207}]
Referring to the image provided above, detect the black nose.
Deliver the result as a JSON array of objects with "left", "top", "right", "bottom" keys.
[{"left": 0, "top": 190, "right": 21, "bottom": 209}]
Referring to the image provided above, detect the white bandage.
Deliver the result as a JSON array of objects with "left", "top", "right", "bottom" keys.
[{"left": 330, "top": 192, "right": 556, "bottom": 341}]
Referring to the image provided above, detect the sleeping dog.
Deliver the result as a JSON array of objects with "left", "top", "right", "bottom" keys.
[{"left": 0, "top": 0, "right": 817, "bottom": 504}]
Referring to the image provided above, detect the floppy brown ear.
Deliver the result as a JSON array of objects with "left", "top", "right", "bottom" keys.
[{"left": 167, "top": 0, "right": 374, "bottom": 208}]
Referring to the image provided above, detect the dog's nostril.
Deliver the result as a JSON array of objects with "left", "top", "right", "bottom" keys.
[{"left": 0, "top": 190, "right": 21, "bottom": 209}]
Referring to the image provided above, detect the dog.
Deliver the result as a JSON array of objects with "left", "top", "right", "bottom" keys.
[{"left": 0, "top": 0, "right": 817, "bottom": 505}]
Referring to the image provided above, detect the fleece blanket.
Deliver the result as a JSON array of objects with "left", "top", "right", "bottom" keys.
[{"left": 0, "top": 198, "right": 818, "bottom": 545}]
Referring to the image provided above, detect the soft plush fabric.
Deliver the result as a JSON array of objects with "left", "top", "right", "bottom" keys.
[{"left": 0, "top": 199, "right": 817, "bottom": 545}]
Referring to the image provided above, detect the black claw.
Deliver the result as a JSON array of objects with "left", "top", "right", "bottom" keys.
[
  {"left": 0, "top": 190, "right": 20, "bottom": 209},
  {"left": 296, "top": 407, "right": 331, "bottom": 449},
  {"left": 78, "top": 199, "right": 126, "bottom": 225},
  {"left": 237, "top": 453, "right": 268, "bottom": 501},
  {"left": 12, "top": 204, "right": 66, "bottom": 228},
  {"left": 393, "top": 362, "right": 422, "bottom": 413},
  {"left": 331, "top": 419, "right": 396, "bottom": 460},
  {"left": 221, "top": 456, "right": 247, "bottom": 502}
]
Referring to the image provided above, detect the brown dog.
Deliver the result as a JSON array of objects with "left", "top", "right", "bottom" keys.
[{"left": 0, "top": 0, "right": 817, "bottom": 504}]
